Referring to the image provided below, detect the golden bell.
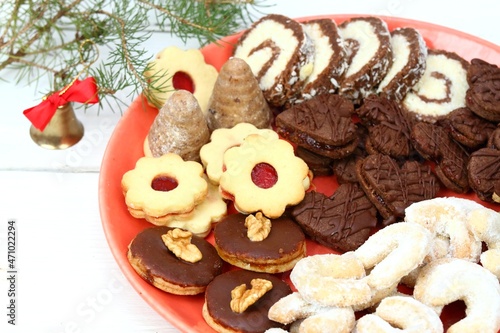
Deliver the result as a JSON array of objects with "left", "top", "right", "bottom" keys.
[{"left": 29, "top": 103, "right": 84, "bottom": 150}]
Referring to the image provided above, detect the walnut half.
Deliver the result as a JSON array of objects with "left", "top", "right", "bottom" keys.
[
  {"left": 162, "top": 228, "right": 202, "bottom": 263},
  {"left": 230, "top": 278, "right": 273, "bottom": 313},
  {"left": 245, "top": 212, "right": 271, "bottom": 241}
]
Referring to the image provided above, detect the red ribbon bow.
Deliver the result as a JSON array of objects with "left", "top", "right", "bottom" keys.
[{"left": 23, "top": 77, "right": 99, "bottom": 131}]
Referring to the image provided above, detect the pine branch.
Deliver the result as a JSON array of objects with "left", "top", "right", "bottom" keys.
[{"left": 0, "top": 0, "right": 268, "bottom": 111}]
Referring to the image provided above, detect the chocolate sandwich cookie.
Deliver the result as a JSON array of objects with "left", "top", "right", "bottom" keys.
[
  {"left": 411, "top": 122, "right": 470, "bottom": 193},
  {"left": 213, "top": 213, "right": 306, "bottom": 273},
  {"left": 295, "top": 146, "right": 334, "bottom": 176},
  {"left": 275, "top": 94, "right": 358, "bottom": 159},
  {"left": 290, "top": 183, "right": 378, "bottom": 252},
  {"left": 202, "top": 270, "right": 292, "bottom": 333},
  {"left": 295, "top": 18, "right": 348, "bottom": 102},
  {"left": 488, "top": 125, "right": 500, "bottom": 149},
  {"left": 356, "top": 94, "right": 415, "bottom": 159},
  {"left": 468, "top": 148, "right": 500, "bottom": 203},
  {"left": 438, "top": 107, "right": 496, "bottom": 149},
  {"left": 377, "top": 27, "right": 428, "bottom": 102},
  {"left": 466, "top": 58, "right": 500, "bottom": 122},
  {"left": 127, "top": 226, "right": 224, "bottom": 295},
  {"left": 233, "top": 14, "right": 314, "bottom": 108},
  {"left": 338, "top": 16, "right": 393, "bottom": 105},
  {"left": 403, "top": 49, "right": 470, "bottom": 122},
  {"left": 356, "top": 153, "right": 440, "bottom": 226}
]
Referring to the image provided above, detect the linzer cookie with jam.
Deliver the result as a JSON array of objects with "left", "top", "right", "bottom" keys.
[
  {"left": 290, "top": 183, "right": 378, "bottom": 253},
  {"left": 233, "top": 14, "right": 314, "bottom": 108},
  {"left": 468, "top": 148, "right": 500, "bottom": 203},
  {"left": 403, "top": 49, "right": 470, "bottom": 122},
  {"left": 295, "top": 18, "right": 348, "bottom": 103},
  {"left": 213, "top": 213, "right": 306, "bottom": 273},
  {"left": 411, "top": 122, "right": 470, "bottom": 193},
  {"left": 356, "top": 153, "right": 440, "bottom": 226},
  {"left": 202, "top": 270, "right": 292, "bottom": 333},
  {"left": 275, "top": 94, "right": 358, "bottom": 159},
  {"left": 377, "top": 27, "right": 428, "bottom": 102},
  {"left": 337, "top": 16, "right": 393, "bottom": 105},
  {"left": 127, "top": 226, "right": 224, "bottom": 295},
  {"left": 466, "top": 58, "right": 500, "bottom": 122}
]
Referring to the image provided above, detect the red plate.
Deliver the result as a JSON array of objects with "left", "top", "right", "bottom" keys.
[{"left": 99, "top": 15, "right": 500, "bottom": 333}]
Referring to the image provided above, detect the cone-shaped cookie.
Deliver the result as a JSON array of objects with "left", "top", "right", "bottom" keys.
[
  {"left": 145, "top": 90, "right": 210, "bottom": 161},
  {"left": 206, "top": 57, "right": 272, "bottom": 131}
]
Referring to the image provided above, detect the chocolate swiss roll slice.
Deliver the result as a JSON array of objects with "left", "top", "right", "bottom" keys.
[
  {"left": 294, "top": 18, "right": 348, "bottom": 103},
  {"left": 377, "top": 27, "right": 427, "bottom": 102},
  {"left": 233, "top": 14, "right": 314, "bottom": 108},
  {"left": 338, "top": 16, "right": 393, "bottom": 105},
  {"left": 403, "top": 49, "right": 470, "bottom": 122}
]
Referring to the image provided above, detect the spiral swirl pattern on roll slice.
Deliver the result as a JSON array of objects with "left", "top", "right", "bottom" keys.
[
  {"left": 403, "top": 49, "right": 470, "bottom": 121},
  {"left": 338, "top": 17, "right": 393, "bottom": 105},
  {"left": 233, "top": 14, "right": 314, "bottom": 108}
]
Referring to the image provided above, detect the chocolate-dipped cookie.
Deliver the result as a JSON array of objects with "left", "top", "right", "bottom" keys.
[
  {"left": 275, "top": 94, "right": 358, "bottom": 159},
  {"left": 468, "top": 148, "right": 500, "bottom": 203},
  {"left": 127, "top": 226, "right": 224, "bottom": 295},
  {"left": 466, "top": 58, "right": 500, "bottom": 122},
  {"left": 295, "top": 146, "right": 334, "bottom": 176},
  {"left": 202, "top": 270, "right": 292, "bottom": 333},
  {"left": 338, "top": 16, "right": 393, "bottom": 105},
  {"left": 411, "top": 122, "right": 470, "bottom": 193},
  {"left": 356, "top": 153, "right": 440, "bottom": 226},
  {"left": 213, "top": 213, "right": 306, "bottom": 273},
  {"left": 290, "top": 183, "right": 378, "bottom": 252}
]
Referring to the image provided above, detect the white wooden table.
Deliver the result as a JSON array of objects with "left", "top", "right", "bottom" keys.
[{"left": 1, "top": 1, "right": 499, "bottom": 332}]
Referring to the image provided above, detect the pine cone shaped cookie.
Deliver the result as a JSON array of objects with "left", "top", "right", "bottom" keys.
[
  {"left": 145, "top": 90, "right": 210, "bottom": 161},
  {"left": 206, "top": 57, "right": 272, "bottom": 131}
]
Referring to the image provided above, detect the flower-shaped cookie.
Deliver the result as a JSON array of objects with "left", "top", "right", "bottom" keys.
[
  {"left": 121, "top": 153, "right": 208, "bottom": 224},
  {"left": 220, "top": 134, "right": 309, "bottom": 218},
  {"left": 167, "top": 179, "right": 227, "bottom": 237},
  {"left": 200, "top": 123, "right": 279, "bottom": 185},
  {"left": 144, "top": 46, "right": 218, "bottom": 114}
]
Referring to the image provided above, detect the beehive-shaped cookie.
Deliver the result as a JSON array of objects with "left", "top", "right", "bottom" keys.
[
  {"left": 206, "top": 57, "right": 272, "bottom": 131},
  {"left": 145, "top": 90, "right": 210, "bottom": 161}
]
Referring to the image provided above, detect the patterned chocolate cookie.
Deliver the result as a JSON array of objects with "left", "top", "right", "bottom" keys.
[
  {"left": 275, "top": 94, "right": 358, "bottom": 159},
  {"left": 356, "top": 153, "right": 440, "bottom": 226},
  {"left": 377, "top": 27, "right": 428, "bottom": 102},
  {"left": 438, "top": 107, "right": 497, "bottom": 149},
  {"left": 338, "top": 16, "right": 393, "bottom": 105},
  {"left": 295, "top": 146, "right": 334, "bottom": 176},
  {"left": 233, "top": 14, "right": 314, "bottom": 108},
  {"left": 332, "top": 125, "right": 368, "bottom": 183},
  {"left": 296, "top": 18, "right": 348, "bottom": 102},
  {"left": 290, "top": 183, "right": 378, "bottom": 252},
  {"left": 403, "top": 49, "right": 470, "bottom": 122},
  {"left": 466, "top": 58, "right": 500, "bottom": 122},
  {"left": 411, "top": 122, "right": 470, "bottom": 193},
  {"left": 468, "top": 148, "right": 500, "bottom": 203},
  {"left": 488, "top": 125, "right": 500, "bottom": 149},
  {"left": 356, "top": 94, "right": 415, "bottom": 159}
]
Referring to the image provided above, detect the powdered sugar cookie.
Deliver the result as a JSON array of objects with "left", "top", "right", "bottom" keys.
[
  {"left": 121, "top": 153, "right": 208, "bottom": 224},
  {"left": 219, "top": 134, "right": 309, "bottom": 218}
]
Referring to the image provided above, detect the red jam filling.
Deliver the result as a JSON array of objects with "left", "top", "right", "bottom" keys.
[
  {"left": 251, "top": 163, "right": 278, "bottom": 189},
  {"left": 151, "top": 176, "right": 178, "bottom": 192},
  {"left": 172, "top": 71, "right": 195, "bottom": 93}
]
